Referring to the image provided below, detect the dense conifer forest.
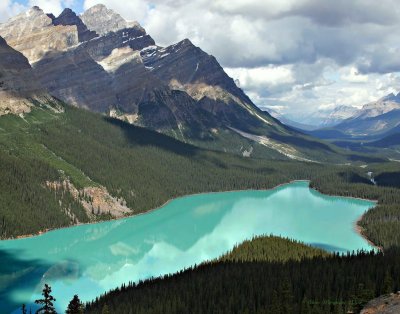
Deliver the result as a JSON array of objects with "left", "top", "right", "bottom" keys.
[
  {"left": 0, "top": 105, "right": 399, "bottom": 313},
  {"left": 85, "top": 236, "right": 400, "bottom": 314},
  {"left": 0, "top": 105, "right": 399, "bottom": 249},
  {"left": 218, "top": 235, "right": 330, "bottom": 262}
]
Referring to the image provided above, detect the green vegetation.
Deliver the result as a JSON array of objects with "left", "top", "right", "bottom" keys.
[
  {"left": 85, "top": 237, "right": 400, "bottom": 314},
  {"left": 309, "top": 166, "right": 400, "bottom": 249},
  {"left": 219, "top": 235, "right": 330, "bottom": 263},
  {"left": 66, "top": 295, "right": 84, "bottom": 314},
  {"left": 0, "top": 105, "right": 399, "bottom": 250},
  {"left": 0, "top": 105, "right": 325, "bottom": 238},
  {"left": 0, "top": 147, "right": 88, "bottom": 238},
  {"left": 35, "top": 284, "right": 57, "bottom": 314},
  {"left": 0, "top": 104, "right": 399, "bottom": 313}
]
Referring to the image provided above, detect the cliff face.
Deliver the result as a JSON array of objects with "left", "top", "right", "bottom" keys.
[
  {"left": 33, "top": 48, "right": 118, "bottom": 112},
  {"left": 80, "top": 4, "right": 144, "bottom": 36},
  {"left": 0, "top": 36, "right": 55, "bottom": 116},
  {"left": 51, "top": 8, "right": 98, "bottom": 42}
]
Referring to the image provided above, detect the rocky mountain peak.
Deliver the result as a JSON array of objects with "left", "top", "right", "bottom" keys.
[
  {"left": 52, "top": 7, "right": 98, "bottom": 42},
  {"left": 380, "top": 92, "right": 400, "bottom": 103},
  {"left": 80, "top": 4, "right": 143, "bottom": 36},
  {"left": 355, "top": 94, "right": 400, "bottom": 119},
  {"left": 3, "top": 6, "right": 52, "bottom": 34},
  {"left": 0, "top": 6, "right": 79, "bottom": 63},
  {"left": 31, "top": 6, "right": 42, "bottom": 13}
]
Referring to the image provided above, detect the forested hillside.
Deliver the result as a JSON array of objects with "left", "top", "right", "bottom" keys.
[
  {"left": 86, "top": 237, "right": 400, "bottom": 314},
  {"left": 0, "top": 105, "right": 321, "bottom": 238},
  {"left": 0, "top": 104, "right": 399, "bottom": 249},
  {"left": 218, "top": 235, "right": 330, "bottom": 262}
]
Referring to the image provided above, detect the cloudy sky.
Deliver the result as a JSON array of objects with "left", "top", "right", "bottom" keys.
[{"left": 1, "top": 0, "right": 400, "bottom": 122}]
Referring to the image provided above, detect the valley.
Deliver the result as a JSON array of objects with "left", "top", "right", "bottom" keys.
[
  {"left": 0, "top": 182, "right": 376, "bottom": 312},
  {"left": 0, "top": 3, "right": 399, "bottom": 314}
]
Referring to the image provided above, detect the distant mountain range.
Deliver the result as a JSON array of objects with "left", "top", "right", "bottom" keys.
[
  {"left": 274, "top": 105, "right": 359, "bottom": 129},
  {"left": 309, "top": 93, "right": 400, "bottom": 142},
  {"left": 264, "top": 109, "right": 317, "bottom": 131},
  {"left": 0, "top": 5, "right": 349, "bottom": 162}
]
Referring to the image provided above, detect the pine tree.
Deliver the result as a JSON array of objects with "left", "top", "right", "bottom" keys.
[
  {"left": 66, "top": 295, "right": 83, "bottom": 314},
  {"left": 101, "top": 304, "right": 110, "bottom": 314},
  {"left": 383, "top": 270, "right": 393, "bottom": 294},
  {"left": 34, "top": 284, "right": 57, "bottom": 314}
]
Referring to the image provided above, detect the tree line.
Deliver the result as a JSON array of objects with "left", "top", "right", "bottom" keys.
[{"left": 85, "top": 238, "right": 400, "bottom": 314}]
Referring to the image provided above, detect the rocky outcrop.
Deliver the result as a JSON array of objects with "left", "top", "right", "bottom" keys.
[
  {"left": 46, "top": 180, "right": 132, "bottom": 219},
  {"left": 361, "top": 293, "right": 400, "bottom": 314},
  {"left": 51, "top": 8, "right": 98, "bottom": 42},
  {"left": 0, "top": 6, "right": 78, "bottom": 63},
  {"left": 80, "top": 4, "right": 144, "bottom": 36},
  {"left": 0, "top": 36, "right": 55, "bottom": 116}
]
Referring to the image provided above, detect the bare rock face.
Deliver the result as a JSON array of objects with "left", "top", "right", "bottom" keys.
[
  {"left": 32, "top": 20, "right": 155, "bottom": 114},
  {"left": 361, "top": 293, "right": 400, "bottom": 314},
  {"left": 98, "top": 47, "right": 215, "bottom": 135},
  {"left": 33, "top": 48, "right": 117, "bottom": 112},
  {"left": 51, "top": 8, "right": 98, "bottom": 42},
  {"left": 80, "top": 4, "right": 143, "bottom": 36},
  {"left": 80, "top": 27, "right": 155, "bottom": 61},
  {"left": 0, "top": 36, "right": 53, "bottom": 116},
  {"left": 141, "top": 39, "right": 277, "bottom": 132},
  {"left": 0, "top": 6, "right": 78, "bottom": 63}
]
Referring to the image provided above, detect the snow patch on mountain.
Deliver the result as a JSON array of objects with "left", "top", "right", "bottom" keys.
[{"left": 97, "top": 47, "right": 142, "bottom": 73}]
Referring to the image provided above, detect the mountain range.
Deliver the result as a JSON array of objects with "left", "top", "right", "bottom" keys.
[
  {"left": 0, "top": 4, "right": 348, "bottom": 162},
  {"left": 276, "top": 105, "right": 359, "bottom": 129},
  {"left": 309, "top": 93, "right": 400, "bottom": 141}
]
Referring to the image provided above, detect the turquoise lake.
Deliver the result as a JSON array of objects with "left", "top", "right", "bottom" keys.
[{"left": 0, "top": 181, "right": 375, "bottom": 313}]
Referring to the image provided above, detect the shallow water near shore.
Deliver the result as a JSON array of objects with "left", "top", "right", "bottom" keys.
[{"left": 0, "top": 181, "right": 375, "bottom": 313}]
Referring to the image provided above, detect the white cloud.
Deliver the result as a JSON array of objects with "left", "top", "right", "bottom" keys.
[
  {"left": 28, "top": 0, "right": 62, "bottom": 15},
  {"left": 340, "top": 67, "right": 369, "bottom": 83},
  {"left": 3, "top": 0, "right": 400, "bottom": 122},
  {"left": 225, "top": 66, "right": 295, "bottom": 96},
  {"left": 83, "top": 0, "right": 148, "bottom": 21},
  {"left": 0, "top": 0, "right": 27, "bottom": 22}
]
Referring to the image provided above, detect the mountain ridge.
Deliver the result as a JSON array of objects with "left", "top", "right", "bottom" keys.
[
  {"left": 309, "top": 92, "right": 400, "bottom": 141},
  {"left": 0, "top": 5, "right": 353, "bottom": 162}
]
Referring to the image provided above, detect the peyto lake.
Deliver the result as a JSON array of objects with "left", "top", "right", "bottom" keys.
[{"left": 0, "top": 181, "right": 375, "bottom": 313}]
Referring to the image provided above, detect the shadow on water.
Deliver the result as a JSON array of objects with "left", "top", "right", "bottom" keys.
[
  {"left": 0, "top": 249, "right": 78, "bottom": 313},
  {"left": 308, "top": 243, "right": 348, "bottom": 253}
]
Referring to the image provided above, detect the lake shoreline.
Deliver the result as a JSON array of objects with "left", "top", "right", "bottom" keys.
[
  {"left": 354, "top": 215, "right": 383, "bottom": 251},
  {"left": 10, "top": 180, "right": 309, "bottom": 240},
  {"left": 8, "top": 180, "right": 380, "bottom": 251}
]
